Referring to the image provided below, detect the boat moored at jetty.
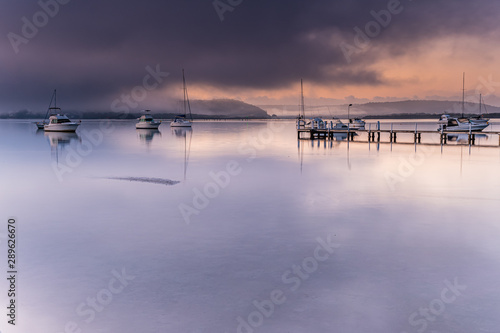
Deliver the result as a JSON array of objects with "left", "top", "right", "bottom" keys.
[
  {"left": 437, "top": 114, "right": 489, "bottom": 132},
  {"left": 347, "top": 118, "right": 366, "bottom": 130}
]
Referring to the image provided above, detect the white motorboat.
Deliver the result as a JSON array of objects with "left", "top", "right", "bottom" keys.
[
  {"left": 44, "top": 114, "right": 80, "bottom": 132},
  {"left": 437, "top": 114, "right": 489, "bottom": 132},
  {"left": 136, "top": 110, "right": 161, "bottom": 129},
  {"left": 171, "top": 69, "right": 193, "bottom": 128},
  {"left": 347, "top": 118, "right": 366, "bottom": 130},
  {"left": 34, "top": 89, "right": 58, "bottom": 130},
  {"left": 332, "top": 119, "right": 348, "bottom": 130},
  {"left": 345, "top": 103, "right": 366, "bottom": 130}
]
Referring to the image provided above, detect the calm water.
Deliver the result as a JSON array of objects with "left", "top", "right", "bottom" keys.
[{"left": 1, "top": 119, "right": 500, "bottom": 332}]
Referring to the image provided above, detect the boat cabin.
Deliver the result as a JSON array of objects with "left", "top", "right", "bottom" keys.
[
  {"left": 138, "top": 115, "right": 155, "bottom": 122},
  {"left": 49, "top": 114, "right": 73, "bottom": 124}
]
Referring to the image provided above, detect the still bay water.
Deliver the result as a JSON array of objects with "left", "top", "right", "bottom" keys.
[{"left": 1, "top": 119, "right": 500, "bottom": 332}]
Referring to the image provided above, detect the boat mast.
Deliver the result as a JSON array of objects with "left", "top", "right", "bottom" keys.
[
  {"left": 300, "top": 79, "right": 305, "bottom": 118},
  {"left": 182, "top": 69, "right": 193, "bottom": 120},
  {"left": 461, "top": 72, "right": 465, "bottom": 118},
  {"left": 43, "top": 89, "right": 56, "bottom": 120},
  {"left": 182, "top": 69, "right": 187, "bottom": 117},
  {"left": 479, "top": 93, "right": 482, "bottom": 114}
]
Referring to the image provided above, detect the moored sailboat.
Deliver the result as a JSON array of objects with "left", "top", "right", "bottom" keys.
[
  {"left": 171, "top": 69, "right": 193, "bottom": 127},
  {"left": 437, "top": 74, "right": 489, "bottom": 132}
]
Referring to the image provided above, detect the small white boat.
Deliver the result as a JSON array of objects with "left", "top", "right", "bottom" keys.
[
  {"left": 136, "top": 110, "right": 161, "bottom": 129},
  {"left": 467, "top": 94, "right": 490, "bottom": 125},
  {"left": 44, "top": 114, "right": 81, "bottom": 132},
  {"left": 170, "top": 115, "right": 192, "bottom": 127},
  {"left": 347, "top": 118, "right": 366, "bottom": 130},
  {"left": 437, "top": 114, "right": 489, "bottom": 132},
  {"left": 171, "top": 69, "right": 193, "bottom": 128},
  {"left": 345, "top": 103, "right": 365, "bottom": 129},
  {"left": 468, "top": 116, "right": 489, "bottom": 125},
  {"left": 34, "top": 89, "right": 59, "bottom": 130},
  {"left": 332, "top": 119, "right": 348, "bottom": 130}
]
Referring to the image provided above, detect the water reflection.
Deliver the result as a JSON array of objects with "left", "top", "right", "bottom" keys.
[
  {"left": 39, "top": 130, "right": 81, "bottom": 165},
  {"left": 5, "top": 120, "right": 500, "bottom": 332},
  {"left": 172, "top": 127, "right": 192, "bottom": 180},
  {"left": 43, "top": 130, "right": 81, "bottom": 148},
  {"left": 136, "top": 128, "right": 161, "bottom": 147},
  {"left": 447, "top": 133, "right": 488, "bottom": 144}
]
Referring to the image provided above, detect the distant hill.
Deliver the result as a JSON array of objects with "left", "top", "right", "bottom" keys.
[
  {"left": 261, "top": 99, "right": 500, "bottom": 118},
  {"left": 0, "top": 99, "right": 271, "bottom": 119},
  {"left": 351, "top": 100, "right": 500, "bottom": 117},
  {"left": 189, "top": 99, "right": 270, "bottom": 118}
]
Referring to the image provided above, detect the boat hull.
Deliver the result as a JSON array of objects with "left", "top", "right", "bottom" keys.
[
  {"left": 439, "top": 123, "right": 489, "bottom": 132},
  {"left": 170, "top": 121, "right": 192, "bottom": 127},
  {"left": 136, "top": 122, "right": 161, "bottom": 129},
  {"left": 348, "top": 124, "right": 365, "bottom": 130},
  {"left": 44, "top": 123, "right": 80, "bottom": 132}
]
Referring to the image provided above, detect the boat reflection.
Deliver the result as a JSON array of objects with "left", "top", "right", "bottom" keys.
[
  {"left": 41, "top": 130, "right": 81, "bottom": 165},
  {"left": 136, "top": 129, "right": 161, "bottom": 147},
  {"left": 447, "top": 133, "right": 488, "bottom": 144},
  {"left": 172, "top": 127, "right": 192, "bottom": 180},
  {"left": 172, "top": 127, "right": 192, "bottom": 138},
  {"left": 44, "top": 131, "right": 81, "bottom": 148}
]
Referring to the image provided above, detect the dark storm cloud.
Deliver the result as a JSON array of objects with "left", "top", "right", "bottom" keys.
[{"left": 1, "top": 0, "right": 498, "bottom": 110}]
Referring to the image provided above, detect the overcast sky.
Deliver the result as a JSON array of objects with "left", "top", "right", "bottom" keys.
[{"left": 1, "top": 0, "right": 500, "bottom": 113}]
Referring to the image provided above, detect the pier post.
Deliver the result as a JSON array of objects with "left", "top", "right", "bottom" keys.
[
  {"left": 468, "top": 122, "right": 472, "bottom": 145},
  {"left": 414, "top": 123, "right": 418, "bottom": 143},
  {"left": 390, "top": 123, "right": 394, "bottom": 142},
  {"left": 440, "top": 127, "right": 447, "bottom": 145},
  {"left": 377, "top": 121, "right": 380, "bottom": 142}
]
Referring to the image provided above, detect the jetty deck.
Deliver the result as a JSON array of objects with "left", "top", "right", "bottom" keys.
[{"left": 297, "top": 126, "right": 500, "bottom": 146}]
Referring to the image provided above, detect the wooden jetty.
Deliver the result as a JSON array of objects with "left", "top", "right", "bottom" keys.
[{"left": 297, "top": 123, "right": 500, "bottom": 146}]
